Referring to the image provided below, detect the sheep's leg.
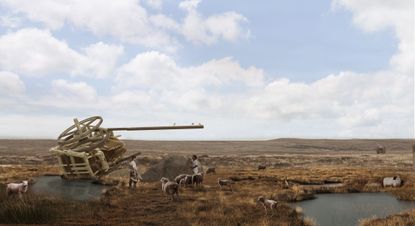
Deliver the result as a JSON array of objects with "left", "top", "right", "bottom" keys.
[
  {"left": 271, "top": 208, "right": 275, "bottom": 217},
  {"left": 263, "top": 205, "right": 268, "bottom": 215}
]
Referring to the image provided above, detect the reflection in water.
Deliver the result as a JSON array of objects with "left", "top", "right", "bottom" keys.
[
  {"left": 31, "top": 176, "right": 106, "bottom": 201},
  {"left": 292, "top": 193, "right": 415, "bottom": 226}
]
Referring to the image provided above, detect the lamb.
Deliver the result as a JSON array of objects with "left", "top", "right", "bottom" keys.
[
  {"left": 218, "top": 178, "right": 234, "bottom": 191},
  {"left": 258, "top": 164, "right": 267, "bottom": 171},
  {"left": 257, "top": 196, "right": 278, "bottom": 215},
  {"left": 160, "top": 177, "right": 180, "bottom": 201},
  {"left": 6, "top": 181, "right": 29, "bottom": 198},
  {"left": 205, "top": 167, "right": 216, "bottom": 174},
  {"left": 192, "top": 173, "right": 203, "bottom": 186}
]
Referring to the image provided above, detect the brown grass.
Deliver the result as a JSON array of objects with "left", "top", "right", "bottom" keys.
[{"left": 0, "top": 139, "right": 414, "bottom": 225}]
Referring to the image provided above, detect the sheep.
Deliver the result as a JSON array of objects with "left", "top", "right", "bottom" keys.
[
  {"left": 6, "top": 181, "right": 29, "bottom": 198},
  {"left": 179, "top": 175, "right": 193, "bottom": 187},
  {"left": 192, "top": 173, "right": 203, "bottom": 186},
  {"left": 257, "top": 196, "right": 279, "bottom": 215},
  {"left": 175, "top": 174, "right": 188, "bottom": 184},
  {"left": 160, "top": 177, "right": 180, "bottom": 201},
  {"left": 258, "top": 164, "right": 267, "bottom": 171},
  {"left": 218, "top": 178, "right": 234, "bottom": 191},
  {"left": 376, "top": 144, "right": 386, "bottom": 154},
  {"left": 205, "top": 167, "right": 216, "bottom": 174},
  {"left": 383, "top": 176, "right": 402, "bottom": 187}
]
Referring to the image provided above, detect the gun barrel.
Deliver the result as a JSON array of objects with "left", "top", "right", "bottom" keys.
[{"left": 108, "top": 124, "right": 204, "bottom": 131}]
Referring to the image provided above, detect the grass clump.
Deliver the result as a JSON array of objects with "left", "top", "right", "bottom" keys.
[{"left": 0, "top": 194, "right": 59, "bottom": 224}]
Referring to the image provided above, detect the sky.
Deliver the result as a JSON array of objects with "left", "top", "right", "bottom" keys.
[{"left": 0, "top": 0, "right": 413, "bottom": 140}]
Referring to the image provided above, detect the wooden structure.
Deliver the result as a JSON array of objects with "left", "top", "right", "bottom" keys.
[{"left": 50, "top": 116, "right": 203, "bottom": 179}]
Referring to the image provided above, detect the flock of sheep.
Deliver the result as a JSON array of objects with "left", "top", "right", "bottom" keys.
[{"left": 158, "top": 165, "right": 279, "bottom": 215}]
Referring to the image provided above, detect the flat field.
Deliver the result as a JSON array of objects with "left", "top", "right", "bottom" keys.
[{"left": 0, "top": 138, "right": 414, "bottom": 225}]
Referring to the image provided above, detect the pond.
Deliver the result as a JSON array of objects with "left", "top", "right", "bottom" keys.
[
  {"left": 291, "top": 193, "right": 415, "bottom": 226},
  {"left": 31, "top": 176, "right": 106, "bottom": 201}
]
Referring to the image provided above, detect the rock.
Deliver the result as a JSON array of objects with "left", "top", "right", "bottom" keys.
[{"left": 141, "top": 155, "right": 193, "bottom": 182}]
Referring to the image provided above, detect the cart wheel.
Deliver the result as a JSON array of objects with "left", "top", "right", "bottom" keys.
[{"left": 58, "top": 116, "right": 103, "bottom": 145}]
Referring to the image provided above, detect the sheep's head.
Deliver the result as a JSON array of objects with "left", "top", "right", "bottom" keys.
[
  {"left": 160, "top": 177, "right": 169, "bottom": 183},
  {"left": 257, "top": 196, "right": 265, "bottom": 203},
  {"left": 22, "top": 180, "right": 29, "bottom": 192}
]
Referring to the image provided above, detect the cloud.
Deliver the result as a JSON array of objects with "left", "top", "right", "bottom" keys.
[
  {"left": 0, "top": 15, "right": 22, "bottom": 28},
  {"left": 110, "top": 49, "right": 413, "bottom": 137},
  {"left": 144, "top": 0, "right": 163, "bottom": 10},
  {"left": 0, "top": 28, "right": 123, "bottom": 78},
  {"left": 0, "top": 1, "right": 412, "bottom": 139},
  {"left": 179, "top": 0, "right": 249, "bottom": 44},
  {"left": 0, "top": 0, "right": 249, "bottom": 50},
  {"left": 33, "top": 79, "right": 103, "bottom": 111},
  {"left": 333, "top": 0, "right": 414, "bottom": 74},
  {"left": 114, "top": 51, "right": 263, "bottom": 112},
  {"left": 0, "top": 71, "right": 25, "bottom": 96}
]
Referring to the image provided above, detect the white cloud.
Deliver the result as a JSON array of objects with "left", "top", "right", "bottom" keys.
[
  {"left": 0, "top": 28, "right": 123, "bottom": 78},
  {"left": 0, "top": 1, "right": 412, "bottom": 139},
  {"left": 333, "top": 0, "right": 414, "bottom": 74},
  {"left": 0, "top": 71, "right": 25, "bottom": 96},
  {"left": 51, "top": 79, "right": 97, "bottom": 101},
  {"left": 0, "top": 0, "right": 249, "bottom": 50},
  {"left": 144, "top": 0, "right": 163, "bottom": 10},
  {"left": 114, "top": 51, "right": 263, "bottom": 112},
  {"left": 34, "top": 79, "right": 102, "bottom": 110},
  {"left": 179, "top": 0, "right": 249, "bottom": 44},
  {"left": 111, "top": 50, "right": 413, "bottom": 138},
  {"left": 0, "top": 15, "right": 22, "bottom": 28}
]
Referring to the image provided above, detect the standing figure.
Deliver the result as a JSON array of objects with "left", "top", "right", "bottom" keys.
[
  {"left": 191, "top": 155, "right": 204, "bottom": 175},
  {"left": 129, "top": 156, "right": 142, "bottom": 189}
]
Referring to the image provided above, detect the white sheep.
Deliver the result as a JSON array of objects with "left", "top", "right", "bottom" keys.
[
  {"left": 174, "top": 174, "right": 187, "bottom": 184},
  {"left": 383, "top": 176, "right": 402, "bottom": 187},
  {"left": 179, "top": 175, "right": 193, "bottom": 187},
  {"left": 218, "top": 178, "right": 234, "bottom": 191},
  {"left": 257, "top": 196, "right": 278, "bottom": 215},
  {"left": 6, "top": 180, "right": 29, "bottom": 198},
  {"left": 160, "top": 177, "right": 180, "bottom": 201}
]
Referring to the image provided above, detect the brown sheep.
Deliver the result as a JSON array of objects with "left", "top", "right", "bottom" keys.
[
  {"left": 205, "top": 167, "right": 216, "bottom": 174},
  {"left": 258, "top": 164, "right": 267, "bottom": 170}
]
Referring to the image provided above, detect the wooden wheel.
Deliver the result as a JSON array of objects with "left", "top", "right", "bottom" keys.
[{"left": 58, "top": 116, "right": 103, "bottom": 145}]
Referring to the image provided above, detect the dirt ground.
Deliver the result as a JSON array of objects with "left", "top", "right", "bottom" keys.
[{"left": 0, "top": 138, "right": 414, "bottom": 225}]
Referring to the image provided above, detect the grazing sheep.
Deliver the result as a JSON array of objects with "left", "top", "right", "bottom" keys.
[
  {"left": 206, "top": 167, "right": 216, "bottom": 174},
  {"left": 6, "top": 181, "right": 29, "bottom": 198},
  {"left": 383, "top": 176, "right": 402, "bottom": 187},
  {"left": 192, "top": 173, "right": 204, "bottom": 186},
  {"left": 218, "top": 178, "right": 234, "bottom": 191},
  {"left": 160, "top": 177, "right": 180, "bottom": 201},
  {"left": 179, "top": 175, "right": 193, "bottom": 187},
  {"left": 257, "top": 196, "right": 278, "bottom": 215},
  {"left": 258, "top": 164, "right": 267, "bottom": 171}
]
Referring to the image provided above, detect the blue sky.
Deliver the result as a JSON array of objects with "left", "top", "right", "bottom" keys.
[{"left": 0, "top": 0, "right": 413, "bottom": 140}]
